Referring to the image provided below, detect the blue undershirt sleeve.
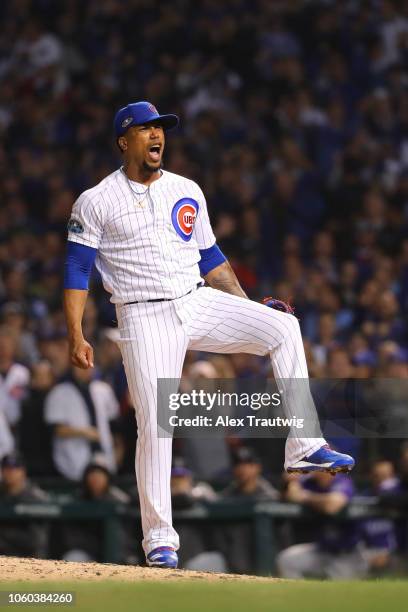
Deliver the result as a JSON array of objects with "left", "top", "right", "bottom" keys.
[
  {"left": 198, "top": 243, "right": 227, "bottom": 276},
  {"left": 63, "top": 241, "right": 97, "bottom": 290}
]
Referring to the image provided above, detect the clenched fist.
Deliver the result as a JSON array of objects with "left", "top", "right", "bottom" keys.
[{"left": 69, "top": 336, "right": 94, "bottom": 369}]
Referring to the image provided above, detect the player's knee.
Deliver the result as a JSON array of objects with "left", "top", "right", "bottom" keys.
[
  {"left": 286, "top": 314, "right": 301, "bottom": 339},
  {"left": 275, "top": 313, "right": 301, "bottom": 346}
]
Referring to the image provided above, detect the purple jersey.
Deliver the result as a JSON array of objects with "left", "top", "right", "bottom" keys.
[
  {"left": 359, "top": 480, "right": 399, "bottom": 551},
  {"left": 302, "top": 474, "right": 357, "bottom": 553}
]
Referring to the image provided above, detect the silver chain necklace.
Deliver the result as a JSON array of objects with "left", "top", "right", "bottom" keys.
[{"left": 121, "top": 167, "right": 150, "bottom": 207}]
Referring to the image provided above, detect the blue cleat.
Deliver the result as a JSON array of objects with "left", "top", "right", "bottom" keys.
[
  {"left": 286, "top": 445, "right": 355, "bottom": 475},
  {"left": 146, "top": 546, "right": 178, "bottom": 569}
]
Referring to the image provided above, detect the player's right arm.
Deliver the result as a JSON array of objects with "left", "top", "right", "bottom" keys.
[
  {"left": 64, "top": 192, "right": 104, "bottom": 368},
  {"left": 63, "top": 287, "right": 94, "bottom": 368}
]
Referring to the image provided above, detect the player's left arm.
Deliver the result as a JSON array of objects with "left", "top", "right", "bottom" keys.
[
  {"left": 203, "top": 260, "right": 248, "bottom": 299},
  {"left": 193, "top": 185, "right": 248, "bottom": 299}
]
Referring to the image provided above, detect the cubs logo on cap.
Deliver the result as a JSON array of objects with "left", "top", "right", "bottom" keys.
[{"left": 171, "top": 198, "right": 199, "bottom": 241}]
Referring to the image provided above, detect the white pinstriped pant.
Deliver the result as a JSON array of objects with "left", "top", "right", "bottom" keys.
[{"left": 116, "top": 286, "right": 326, "bottom": 554}]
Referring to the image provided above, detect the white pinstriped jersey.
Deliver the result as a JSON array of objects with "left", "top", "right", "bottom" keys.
[{"left": 67, "top": 168, "right": 216, "bottom": 303}]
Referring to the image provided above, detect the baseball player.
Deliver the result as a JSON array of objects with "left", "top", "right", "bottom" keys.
[
  {"left": 63, "top": 101, "right": 354, "bottom": 569},
  {"left": 277, "top": 471, "right": 362, "bottom": 579}
]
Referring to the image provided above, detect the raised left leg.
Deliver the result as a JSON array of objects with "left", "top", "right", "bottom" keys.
[{"left": 176, "top": 287, "right": 354, "bottom": 471}]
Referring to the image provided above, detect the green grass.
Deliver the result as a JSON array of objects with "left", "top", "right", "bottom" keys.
[{"left": 1, "top": 580, "right": 407, "bottom": 612}]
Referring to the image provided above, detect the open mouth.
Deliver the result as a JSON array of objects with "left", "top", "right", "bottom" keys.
[{"left": 148, "top": 144, "right": 161, "bottom": 162}]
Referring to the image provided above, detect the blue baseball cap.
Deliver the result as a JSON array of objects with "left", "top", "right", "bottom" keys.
[{"left": 114, "top": 101, "right": 179, "bottom": 137}]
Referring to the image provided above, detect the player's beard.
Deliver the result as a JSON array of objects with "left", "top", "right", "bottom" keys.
[{"left": 142, "top": 160, "right": 162, "bottom": 174}]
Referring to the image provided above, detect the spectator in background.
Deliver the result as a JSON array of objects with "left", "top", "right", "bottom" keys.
[
  {"left": 37, "top": 331, "right": 70, "bottom": 380},
  {"left": 219, "top": 447, "right": 278, "bottom": 574},
  {"left": 371, "top": 459, "right": 400, "bottom": 493},
  {"left": 398, "top": 443, "right": 408, "bottom": 493},
  {"left": 44, "top": 365, "right": 119, "bottom": 481},
  {"left": 359, "top": 460, "right": 399, "bottom": 575},
  {"left": 277, "top": 472, "right": 362, "bottom": 579},
  {"left": 0, "top": 326, "right": 30, "bottom": 427},
  {"left": 81, "top": 456, "right": 130, "bottom": 505},
  {"left": 376, "top": 444, "right": 408, "bottom": 559},
  {"left": 351, "top": 350, "right": 377, "bottom": 379},
  {"left": 363, "top": 349, "right": 408, "bottom": 461},
  {"left": 0, "top": 302, "right": 39, "bottom": 365},
  {"left": 222, "top": 447, "right": 279, "bottom": 500},
  {"left": 170, "top": 458, "right": 222, "bottom": 571},
  {"left": 311, "top": 348, "right": 361, "bottom": 460},
  {"left": 171, "top": 457, "right": 218, "bottom": 508},
  {"left": 181, "top": 359, "right": 231, "bottom": 483},
  {"left": 379, "top": 444, "right": 408, "bottom": 529},
  {"left": 18, "top": 360, "right": 56, "bottom": 477},
  {"left": 0, "top": 407, "right": 14, "bottom": 463},
  {"left": 0, "top": 452, "right": 49, "bottom": 558},
  {"left": 0, "top": 268, "right": 30, "bottom": 313},
  {"left": 311, "top": 312, "right": 338, "bottom": 368},
  {"left": 364, "top": 289, "right": 407, "bottom": 349},
  {"left": 61, "top": 455, "right": 132, "bottom": 563},
  {"left": 0, "top": 329, "right": 17, "bottom": 459}
]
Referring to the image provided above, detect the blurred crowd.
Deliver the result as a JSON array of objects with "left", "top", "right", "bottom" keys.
[{"left": 1, "top": 0, "right": 408, "bottom": 575}]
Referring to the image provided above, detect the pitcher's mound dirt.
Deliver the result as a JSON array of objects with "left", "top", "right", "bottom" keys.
[{"left": 0, "top": 557, "right": 280, "bottom": 583}]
